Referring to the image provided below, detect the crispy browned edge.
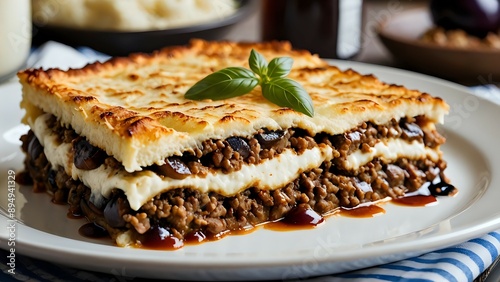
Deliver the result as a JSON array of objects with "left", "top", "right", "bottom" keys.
[
  {"left": 17, "top": 39, "right": 448, "bottom": 148},
  {"left": 18, "top": 39, "right": 314, "bottom": 84}
]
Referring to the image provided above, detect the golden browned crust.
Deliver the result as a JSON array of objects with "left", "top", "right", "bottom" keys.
[{"left": 18, "top": 39, "right": 448, "bottom": 172}]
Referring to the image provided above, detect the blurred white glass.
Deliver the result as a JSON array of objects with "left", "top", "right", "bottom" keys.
[{"left": 0, "top": 0, "right": 32, "bottom": 82}]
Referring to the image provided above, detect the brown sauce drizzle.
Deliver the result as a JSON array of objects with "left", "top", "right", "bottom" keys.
[
  {"left": 138, "top": 226, "right": 183, "bottom": 250},
  {"left": 281, "top": 205, "right": 324, "bottom": 226},
  {"left": 393, "top": 179, "right": 457, "bottom": 207},
  {"left": 183, "top": 230, "right": 207, "bottom": 244},
  {"left": 67, "top": 207, "right": 84, "bottom": 219},
  {"left": 51, "top": 197, "right": 67, "bottom": 205},
  {"left": 137, "top": 226, "right": 256, "bottom": 250},
  {"left": 78, "top": 223, "right": 109, "bottom": 239},
  {"left": 266, "top": 205, "right": 325, "bottom": 231},
  {"left": 429, "top": 181, "right": 457, "bottom": 196},
  {"left": 133, "top": 204, "right": 387, "bottom": 249},
  {"left": 393, "top": 195, "right": 437, "bottom": 207},
  {"left": 339, "top": 205, "right": 385, "bottom": 218}
]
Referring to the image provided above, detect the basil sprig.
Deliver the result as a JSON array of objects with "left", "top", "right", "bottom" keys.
[{"left": 185, "top": 49, "right": 314, "bottom": 117}]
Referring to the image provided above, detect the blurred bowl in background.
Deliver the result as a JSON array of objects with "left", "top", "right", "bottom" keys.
[
  {"left": 32, "top": 0, "right": 255, "bottom": 56},
  {"left": 377, "top": 8, "right": 500, "bottom": 84}
]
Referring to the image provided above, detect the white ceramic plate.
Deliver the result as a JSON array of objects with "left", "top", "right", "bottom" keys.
[{"left": 1, "top": 61, "right": 500, "bottom": 281}]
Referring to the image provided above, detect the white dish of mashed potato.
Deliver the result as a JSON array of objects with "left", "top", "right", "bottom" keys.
[
  {"left": 31, "top": 0, "right": 253, "bottom": 55},
  {"left": 32, "top": 0, "right": 238, "bottom": 32}
]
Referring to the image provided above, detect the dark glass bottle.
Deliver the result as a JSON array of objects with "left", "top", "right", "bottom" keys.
[{"left": 262, "top": 0, "right": 363, "bottom": 59}]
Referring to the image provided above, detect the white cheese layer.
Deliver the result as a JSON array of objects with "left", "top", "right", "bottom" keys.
[
  {"left": 346, "top": 139, "right": 440, "bottom": 170},
  {"left": 31, "top": 114, "right": 440, "bottom": 211}
]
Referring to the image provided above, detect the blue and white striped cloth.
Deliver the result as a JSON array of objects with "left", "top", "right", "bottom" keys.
[
  {"left": 328, "top": 231, "right": 500, "bottom": 281},
  {"left": 2, "top": 42, "right": 500, "bottom": 282}
]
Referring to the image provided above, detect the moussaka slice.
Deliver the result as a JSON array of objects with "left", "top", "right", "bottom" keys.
[{"left": 17, "top": 40, "right": 454, "bottom": 248}]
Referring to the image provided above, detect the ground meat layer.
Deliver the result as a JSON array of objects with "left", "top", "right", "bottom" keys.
[
  {"left": 20, "top": 130, "right": 448, "bottom": 245},
  {"left": 45, "top": 114, "right": 445, "bottom": 179}
]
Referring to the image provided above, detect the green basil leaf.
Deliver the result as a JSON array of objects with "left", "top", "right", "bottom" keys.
[
  {"left": 184, "top": 50, "right": 316, "bottom": 117},
  {"left": 267, "top": 57, "right": 293, "bottom": 78},
  {"left": 249, "top": 49, "right": 268, "bottom": 77},
  {"left": 185, "top": 67, "right": 259, "bottom": 100},
  {"left": 261, "top": 77, "right": 314, "bottom": 117}
]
